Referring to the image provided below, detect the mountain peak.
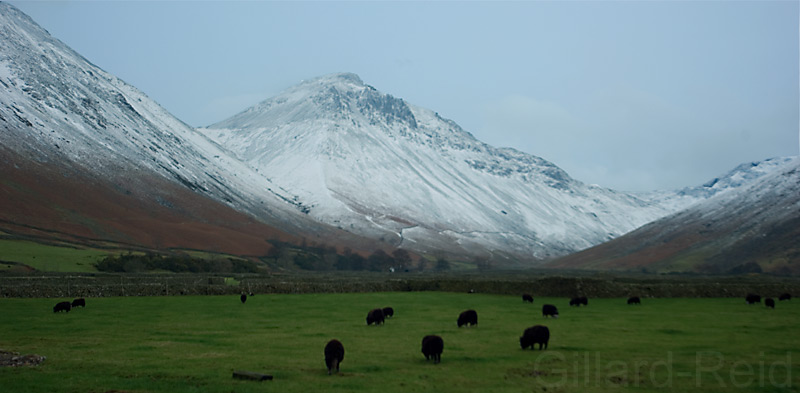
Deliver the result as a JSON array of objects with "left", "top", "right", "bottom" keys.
[
  {"left": 210, "top": 72, "right": 417, "bottom": 130},
  {"left": 202, "top": 73, "right": 691, "bottom": 260},
  {"left": 290, "top": 72, "right": 369, "bottom": 99},
  {"left": 307, "top": 72, "right": 364, "bottom": 87}
]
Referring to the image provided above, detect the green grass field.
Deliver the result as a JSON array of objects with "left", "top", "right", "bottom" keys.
[
  {"left": 0, "top": 238, "right": 254, "bottom": 274},
  {"left": 1, "top": 292, "right": 797, "bottom": 392},
  {"left": 0, "top": 239, "right": 110, "bottom": 273}
]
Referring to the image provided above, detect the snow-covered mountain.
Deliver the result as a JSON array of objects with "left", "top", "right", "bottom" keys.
[
  {"left": 2, "top": 2, "right": 792, "bottom": 265},
  {"left": 0, "top": 2, "right": 364, "bottom": 254},
  {"left": 640, "top": 157, "right": 798, "bottom": 211},
  {"left": 678, "top": 157, "right": 797, "bottom": 199},
  {"left": 548, "top": 156, "right": 800, "bottom": 274},
  {"left": 202, "top": 73, "right": 693, "bottom": 260}
]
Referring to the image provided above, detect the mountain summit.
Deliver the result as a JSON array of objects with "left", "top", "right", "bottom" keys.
[
  {"left": 203, "top": 73, "right": 685, "bottom": 261},
  {"left": 212, "top": 73, "right": 405, "bottom": 129}
]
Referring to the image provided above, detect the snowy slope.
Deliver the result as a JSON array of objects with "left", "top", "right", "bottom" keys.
[
  {"left": 203, "top": 73, "right": 693, "bottom": 260},
  {"left": 0, "top": 2, "right": 347, "bottom": 244},
  {"left": 548, "top": 156, "right": 800, "bottom": 273},
  {"left": 640, "top": 157, "right": 798, "bottom": 211},
  {"left": 678, "top": 157, "right": 797, "bottom": 198},
  {"left": 1, "top": 3, "right": 225, "bottom": 185}
]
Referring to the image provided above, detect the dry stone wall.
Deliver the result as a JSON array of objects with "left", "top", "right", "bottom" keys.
[{"left": 1, "top": 273, "right": 798, "bottom": 298}]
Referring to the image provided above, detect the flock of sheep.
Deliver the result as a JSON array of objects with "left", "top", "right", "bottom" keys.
[
  {"left": 316, "top": 297, "right": 557, "bottom": 375},
  {"left": 51, "top": 290, "right": 792, "bottom": 376},
  {"left": 320, "top": 293, "right": 643, "bottom": 375},
  {"left": 747, "top": 292, "right": 791, "bottom": 308},
  {"left": 320, "top": 291, "right": 793, "bottom": 375}
]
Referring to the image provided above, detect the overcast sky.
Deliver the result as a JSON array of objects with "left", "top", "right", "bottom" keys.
[{"left": 9, "top": 1, "right": 799, "bottom": 192}]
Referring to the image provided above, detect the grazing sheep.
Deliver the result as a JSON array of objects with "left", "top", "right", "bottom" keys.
[
  {"left": 53, "top": 301, "right": 71, "bottom": 313},
  {"left": 71, "top": 298, "right": 85, "bottom": 308},
  {"left": 382, "top": 307, "right": 394, "bottom": 318},
  {"left": 765, "top": 298, "right": 775, "bottom": 309},
  {"left": 627, "top": 296, "right": 641, "bottom": 305},
  {"left": 421, "top": 335, "right": 444, "bottom": 364},
  {"left": 569, "top": 296, "right": 588, "bottom": 307},
  {"left": 520, "top": 325, "right": 550, "bottom": 350},
  {"left": 240, "top": 294, "right": 247, "bottom": 304},
  {"left": 457, "top": 309, "right": 478, "bottom": 327},
  {"left": 522, "top": 294, "right": 534, "bottom": 303},
  {"left": 542, "top": 304, "right": 559, "bottom": 318},
  {"left": 746, "top": 294, "right": 761, "bottom": 304},
  {"left": 366, "top": 308, "right": 385, "bottom": 326},
  {"left": 324, "top": 339, "right": 345, "bottom": 375},
  {"left": 779, "top": 293, "right": 791, "bottom": 301}
]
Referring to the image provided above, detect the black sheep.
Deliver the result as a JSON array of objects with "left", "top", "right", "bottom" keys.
[
  {"left": 421, "top": 335, "right": 443, "bottom": 364},
  {"left": 542, "top": 304, "right": 559, "bottom": 318},
  {"left": 366, "top": 308, "right": 385, "bottom": 325},
  {"left": 457, "top": 309, "right": 478, "bottom": 327},
  {"left": 746, "top": 294, "right": 761, "bottom": 304},
  {"left": 522, "top": 294, "right": 534, "bottom": 303},
  {"left": 627, "top": 296, "right": 641, "bottom": 305},
  {"left": 71, "top": 298, "right": 85, "bottom": 308},
  {"left": 779, "top": 293, "right": 791, "bottom": 301},
  {"left": 53, "top": 301, "right": 71, "bottom": 313},
  {"left": 382, "top": 307, "right": 394, "bottom": 318},
  {"left": 240, "top": 294, "right": 247, "bottom": 304},
  {"left": 324, "top": 339, "right": 345, "bottom": 375},
  {"left": 765, "top": 298, "right": 775, "bottom": 309},
  {"left": 569, "top": 296, "right": 588, "bottom": 307},
  {"left": 520, "top": 325, "right": 550, "bottom": 350}
]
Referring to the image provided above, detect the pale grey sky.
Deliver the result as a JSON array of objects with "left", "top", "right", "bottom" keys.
[{"left": 9, "top": 1, "right": 799, "bottom": 192}]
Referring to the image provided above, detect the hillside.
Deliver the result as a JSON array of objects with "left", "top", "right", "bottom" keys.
[
  {"left": 547, "top": 156, "right": 800, "bottom": 275},
  {"left": 0, "top": 2, "right": 375, "bottom": 259}
]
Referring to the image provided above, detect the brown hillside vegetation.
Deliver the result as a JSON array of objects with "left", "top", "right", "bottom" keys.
[
  {"left": 0, "top": 146, "right": 297, "bottom": 257},
  {"left": 547, "top": 212, "right": 800, "bottom": 275}
]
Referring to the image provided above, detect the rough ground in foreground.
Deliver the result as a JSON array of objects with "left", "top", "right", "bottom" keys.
[{"left": 0, "top": 349, "right": 45, "bottom": 367}]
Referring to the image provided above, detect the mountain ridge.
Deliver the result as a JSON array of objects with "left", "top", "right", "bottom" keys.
[
  {"left": 1, "top": 2, "right": 795, "bottom": 269},
  {"left": 202, "top": 73, "right": 693, "bottom": 260}
]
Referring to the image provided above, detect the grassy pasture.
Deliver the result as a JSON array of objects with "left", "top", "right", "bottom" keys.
[
  {"left": 1, "top": 292, "right": 798, "bottom": 393},
  {"left": 0, "top": 238, "right": 253, "bottom": 274},
  {"left": 0, "top": 239, "right": 109, "bottom": 273}
]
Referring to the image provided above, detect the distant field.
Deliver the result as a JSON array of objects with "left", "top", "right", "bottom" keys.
[
  {"left": 0, "top": 239, "right": 109, "bottom": 272},
  {"left": 0, "top": 292, "right": 797, "bottom": 393},
  {"left": 0, "top": 239, "right": 248, "bottom": 274}
]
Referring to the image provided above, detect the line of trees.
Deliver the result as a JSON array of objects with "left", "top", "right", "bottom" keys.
[
  {"left": 286, "top": 245, "right": 451, "bottom": 273},
  {"left": 95, "top": 253, "right": 259, "bottom": 273},
  {"left": 94, "top": 244, "right": 457, "bottom": 274}
]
